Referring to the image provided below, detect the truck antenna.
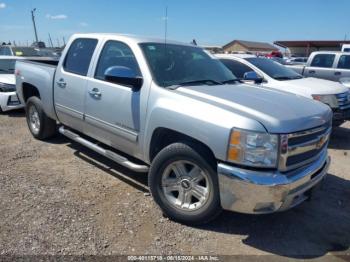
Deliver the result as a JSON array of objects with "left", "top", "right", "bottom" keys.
[{"left": 164, "top": 6, "right": 168, "bottom": 45}]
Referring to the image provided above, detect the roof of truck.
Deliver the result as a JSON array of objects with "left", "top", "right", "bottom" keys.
[{"left": 72, "top": 33, "right": 196, "bottom": 47}]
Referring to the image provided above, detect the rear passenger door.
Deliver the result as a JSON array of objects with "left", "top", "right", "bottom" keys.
[
  {"left": 83, "top": 40, "right": 143, "bottom": 155},
  {"left": 304, "top": 53, "right": 336, "bottom": 80},
  {"left": 54, "top": 38, "right": 98, "bottom": 132},
  {"left": 335, "top": 54, "right": 350, "bottom": 81}
]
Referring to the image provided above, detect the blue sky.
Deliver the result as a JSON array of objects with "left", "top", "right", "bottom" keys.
[{"left": 0, "top": 0, "right": 349, "bottom": 47}]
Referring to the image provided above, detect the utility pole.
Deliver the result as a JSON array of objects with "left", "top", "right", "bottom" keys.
[
  {"left": 48, "top": 33, "right": 54, "bottom": 47},
  {"left": 31, "top": 8, "right": 39, "bottom": 44},
  {"left": 62, "top": 37, "right": 66, "bottom": 46}
]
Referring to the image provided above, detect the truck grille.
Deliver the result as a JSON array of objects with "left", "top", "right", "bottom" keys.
[
  {"left": 336, "top": 92, "right": 350, "bottom": 110},
  {"left": 279, "top": 123, "right": 331, "bottom": 171}
]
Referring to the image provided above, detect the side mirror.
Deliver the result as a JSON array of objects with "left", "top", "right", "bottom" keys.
[
  {"left": 243, "top": 71, "right": 264, "bottom": 84},
  {"left": 104, "top": 66, "right": 143, "bottom": 91}
]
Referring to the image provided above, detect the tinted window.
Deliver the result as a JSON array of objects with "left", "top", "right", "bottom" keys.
[
  {"left": 337, "top": 55, "right": 350, "bottom": 69},
  {"left": 0, "top": 59, "right": 16, "bottom": 74},
  {"left": 12, "top": 47, "right": 39, "bottom": 56},
  {"left": 220, "top": 59, "right": 252, "bottom": 78},
  {"left": 344, "top": 48, "right": 350, "bottom": 52},
  {"left": 0, "top": 47, "right": 12, "bottom": 56},
  {"left": 64, "top": 38, "right": 97, "bottom": 76},
  {"left": 310, "top": 54, "right": 335, "bottom": 68},
  {"left": 140, "top": 43, "right": 235, "bottom": 87},
  {"left": 245, "top": 57, "right": 302, "bottom": 80},
  {"left": 95, "top": 41, "right": 141, "bottom": 80}
]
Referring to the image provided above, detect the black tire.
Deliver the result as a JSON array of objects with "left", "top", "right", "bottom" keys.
[
  {"left": 148, "top": 142, "right": 222, "bottom": 225},
  {"left": 25, "top": 96, "right": 57, "bottom": 140}
]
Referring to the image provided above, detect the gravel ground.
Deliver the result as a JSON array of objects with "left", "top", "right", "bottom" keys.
[{"left": 0, "top": 110, "right": 349, "bottom": 260}]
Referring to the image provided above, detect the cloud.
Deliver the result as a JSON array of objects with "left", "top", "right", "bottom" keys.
[
  {"left": 79, "top": 22, "right": 88, "bottom": 27},
  {"left": 0, "top": 2, "right": 6, "bottom": 9},
  {"left": 46, "top": 14, "right": 68, "bottom": 20}
]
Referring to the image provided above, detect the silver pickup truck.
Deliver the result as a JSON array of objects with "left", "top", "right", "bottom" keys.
[
  {"left": 16, "top": 33, "right": 332, "bottom": 224},
  {"left": 287, "top": 51, "right": 350, "bottom": 84}
]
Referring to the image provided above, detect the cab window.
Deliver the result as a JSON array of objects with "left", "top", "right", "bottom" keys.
[
  {"left": 63, "top": 38, "right": 98, "bottom": 76},
  {"left": 337, "top": 55, "right": 350, "bottom": 69},
  {"left": 310, "top": 54, "right": 335, "bottom": 68},
  {"left": 95, "top": 40, "right": 141, "bottom": 81},
  {"left": 220, "top": 59, "right": 253, "bottom": 79}
]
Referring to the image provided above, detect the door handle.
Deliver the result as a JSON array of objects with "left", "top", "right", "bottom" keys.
[
  {"left": 309, "top": 70, "right": 316, "bottom": 74},
  {"left": 335, "top": 71, "right": 342, "bottom": 76},
  {"left": 56, "top": 78, "right": 67, "bottom": 88},
  {"left": 89, "top": 88, "right": 102, "bottom": 98}
]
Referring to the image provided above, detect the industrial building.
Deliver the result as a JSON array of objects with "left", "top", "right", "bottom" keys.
[{"left": 222, "top": 40, "right": 278, "bottom": 54}]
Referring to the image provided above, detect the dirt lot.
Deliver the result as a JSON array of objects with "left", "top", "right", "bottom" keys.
[{"left": 0, "top": 110, "right": 349, "bottom": 259}]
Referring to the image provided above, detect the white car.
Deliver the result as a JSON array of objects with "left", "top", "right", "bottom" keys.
[
  {"left": 216, "top": 54, "right": 350, "bottom": 126},
  {"left": 0, "top": 56, "right": 24, "bottom": 112}
]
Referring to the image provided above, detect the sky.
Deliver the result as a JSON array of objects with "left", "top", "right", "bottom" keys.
[{"left": 0, "top": 0, "right": 350, "bottom": 47}]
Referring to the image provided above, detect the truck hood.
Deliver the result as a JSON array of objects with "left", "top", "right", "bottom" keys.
[
  {"left": 177, "top": 84, "right": 332, "bottom": 134},
  {"left": 273, "top": 77, "right": 348, "bottom": 97},
  {"left": 0, "top": 74, "right": 15, "bottom": 85}
]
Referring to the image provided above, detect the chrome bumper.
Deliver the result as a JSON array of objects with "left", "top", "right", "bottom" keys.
[
  {"left": 218, "top": 151, "right": 330, "bottom": 214},
  {"left": 0, "top": 91, "right": 23, "bottom": 112}
]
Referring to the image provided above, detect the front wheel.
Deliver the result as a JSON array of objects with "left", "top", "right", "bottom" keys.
[
  {"left": 148, "top": 142, "right": 221, "bottom": 225},
  {"left": 25, "top": 96, "right": 57, "bottom": 140}
]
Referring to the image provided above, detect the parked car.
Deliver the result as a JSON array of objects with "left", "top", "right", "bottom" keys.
[
  {"left": 285, "top": 57, "right": 308, "bottom": 65},
  {"left": 216, "top": 54, "right": 350, "bottom": 126},
  {"left": 286, "top": 51, "right": 350, "bottom": 83},
  {"left": 0, "top": 45, "right": 61, "bottom": 58},
  {"left": 0, "top": 56, "right": 23, "bottom": 112},
  {"left": 342, "top": 44, "right": 350, "bottom": 52},
  {"left": 16, "top": 34, "right": 331, "bottom": 224}
]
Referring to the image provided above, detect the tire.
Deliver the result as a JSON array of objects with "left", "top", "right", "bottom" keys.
[
  {"left": 25, "top": 96, "right": 57, "bottom": 140},
  {"left": 148, "top": 142, "right": 222, "bottom": 225}
]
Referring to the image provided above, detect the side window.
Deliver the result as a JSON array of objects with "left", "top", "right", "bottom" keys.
[
  {"left": 95, "top": 40, "right": 141, "bottom": 81},
  {"left": 337, "top": 55, "right": 350, "bottom": 69},
  {"left": 220, "top": 59, "right": 253, "bottom": 79},
  {"left": 63, "top": 38, "right": 98, "bottom": 76},
  {"left": 0, "top": 47, "right": 11, "bottom": 56},
  {"left": 310, "top": 54, "right": 335, "bottom": 68}
]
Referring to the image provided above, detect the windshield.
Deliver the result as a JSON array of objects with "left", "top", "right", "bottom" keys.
[
  {"left": 140, "top": 43, "right": 236, "bottom": 87},
  {"left": 245, "top": 57, "right": 302, "bottom": 80},
  {"left": 0, "top": 59, "right": 16, "bottom": 74}
]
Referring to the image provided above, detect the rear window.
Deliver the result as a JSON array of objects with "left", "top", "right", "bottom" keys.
[
  {"left": 63, "top": 38, "right": 98, "bottom": 76},
  {"left": 310, "top": 54, "right": 335, "bottom": 68}
]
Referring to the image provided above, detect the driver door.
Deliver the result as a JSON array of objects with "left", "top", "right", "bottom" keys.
[{"left": 84, "top": 40, "right": 143, "bottom": 155}]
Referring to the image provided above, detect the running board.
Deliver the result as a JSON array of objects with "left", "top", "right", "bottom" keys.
[{"left": 58, "top": 126, "right": 149, "bottom": 173}]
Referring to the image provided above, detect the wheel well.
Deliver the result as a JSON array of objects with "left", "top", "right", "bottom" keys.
[
  {"left": 22, "top": 83, "right": 40, "bottom": 102},
  {"left": 149, "top": 128, "right": 217, "bottom": 166}
]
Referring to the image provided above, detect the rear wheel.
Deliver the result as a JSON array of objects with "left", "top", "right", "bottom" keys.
[
  {"left": 149, "top": 142, "right": 221, "bottom": 225},
  {"left": 25, "top": 96, "right": 57, "bottom": 140}
]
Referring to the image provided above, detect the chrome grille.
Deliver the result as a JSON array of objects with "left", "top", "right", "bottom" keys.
[
  {"left": 336, "top": 92, "right": 350, "bottom": 110},
  {"left": 279, "top": 123, "right": 331, "bottom": 172}
]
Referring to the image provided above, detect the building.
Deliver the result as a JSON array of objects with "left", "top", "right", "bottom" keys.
[
  {"left": 202, "top": 45, "right": 224, "bottom": 54},
  {"left": 274, "top": 40, "right": 350, "bottom": 57},
  {"left": 222, "top": 40, "right": 278, "bottom": 54}
]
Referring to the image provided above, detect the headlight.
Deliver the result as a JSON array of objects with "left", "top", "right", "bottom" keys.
[
  {"left": 227, "top": 129, "right": 279, "bottom": 168},
  {"left": 0, "top": 82, "right": 16, "bottom": 92},
  {"left": 312, "top": 94, "right": 338, "bottom": 108}
]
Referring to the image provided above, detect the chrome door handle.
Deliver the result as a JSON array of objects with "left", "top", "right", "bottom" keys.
[
  {"left": 335, "top": 71, "right": 342, "bottom": 76},
  {"left": 89, "top": 88, "right": 102, "bottom": 98},
  {"left": 309, "top": 70, "right": 316, "bottom": 74},
  {"left": 56, "top": 78, "right": 67, "bottom": 88}
]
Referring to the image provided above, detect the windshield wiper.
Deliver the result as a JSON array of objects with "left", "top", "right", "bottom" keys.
[
  {"left": 222, "top": 79, "right": 241, "bottom": 84},
  {"left": 166, "top": 79, "right": 223, "bottom": 89}
]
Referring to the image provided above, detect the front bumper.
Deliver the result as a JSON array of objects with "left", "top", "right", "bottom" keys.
[
  {"left": 0, "top": 91, "right": 23, "bottom": 112},
  {"left": 218, "top": 151, "right": 330, "bottom": 214}
]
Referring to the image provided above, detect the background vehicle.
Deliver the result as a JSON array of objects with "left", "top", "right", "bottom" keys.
[
  {"left": 16, "top": 34, "right": 331, "bottom": 224},
  {"left": 285, "top": 57, "right": 308, "bottom": 65},
  {"left": 0, "top": 56, "right": 22, "bottom": 112},
  {"left": 342, "top": 44, "right": 350, "bottom": 52},
  {"left": 217, "top": 54, "right": 350, "bottom": 126},
  {"left": 0, "top": 56, "right": 58, "bottom": 112},
  {"left": 0, "top": 45, "right": 61, "bottom": 58},
  {"left": 286, "top": 51, "right": 350, "bottom": 83}
]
